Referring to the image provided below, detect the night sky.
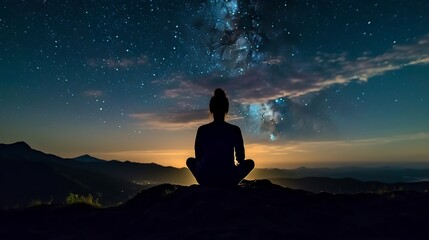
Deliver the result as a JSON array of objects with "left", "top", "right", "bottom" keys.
[{"left": 1, "top": 0, "right": 428, "bottom": 168}]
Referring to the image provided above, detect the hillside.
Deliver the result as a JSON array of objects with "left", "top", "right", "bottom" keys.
[
  {"left": 0, "top": 142, "right": 192, "bottom": 208},
  {"left": 2, "top": 180, "right": 429, "bottom": 240}
]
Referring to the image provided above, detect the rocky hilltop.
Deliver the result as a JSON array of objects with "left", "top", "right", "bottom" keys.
[{"left": 2, "top": 180, "right": 429, "bottom": 240}]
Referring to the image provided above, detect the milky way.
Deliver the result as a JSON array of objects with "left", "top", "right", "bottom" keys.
[
  {"left": 176, "top": 0, "right": 429, "bottom": 141},
  {"left": 1, "top": 0, "right": 429, "bottom": 149},
  {"left": 203, "top": 0, "right": 264, "bottom": 76}
]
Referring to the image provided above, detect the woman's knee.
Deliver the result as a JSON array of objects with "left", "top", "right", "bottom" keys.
[
  {"left": 186, "top": 157, "right": 196, "bottom": 168},
  {"left": 245, "top": 159, "right": 255, "bottom": 170}
]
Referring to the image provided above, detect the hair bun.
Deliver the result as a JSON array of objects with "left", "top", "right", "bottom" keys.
[{"left": 214, "top": 88, "right": 226, "bottom": 98}]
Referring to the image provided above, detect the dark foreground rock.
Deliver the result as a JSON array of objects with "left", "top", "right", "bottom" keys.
[{"left": 2, "top": 179, "right": 429, "bottom": 240}]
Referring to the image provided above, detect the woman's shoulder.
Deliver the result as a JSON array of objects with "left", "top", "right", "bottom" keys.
[
  {"left": 197, "top": 122, "right": 217, "bottom": 131},
  {"left": 225, "top": 122, "right": 242, "bottom": 131},
  {"left": 197, "top": 123, "right": 210, "bottom": 131}
]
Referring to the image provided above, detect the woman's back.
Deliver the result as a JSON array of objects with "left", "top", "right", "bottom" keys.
[{"left": 195, "top": 121, "right": 244, "bottom": 169}]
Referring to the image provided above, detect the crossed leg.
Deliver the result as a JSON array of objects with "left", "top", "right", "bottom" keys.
[
  {"left": 186, "top": 157, "right": 201, "bottom": 184},
  {"left": 237, "top": 159, "right": 255, "bottom": 181},
  {"left": 186, "top": 158, "right": 254, "bottom": 186}
]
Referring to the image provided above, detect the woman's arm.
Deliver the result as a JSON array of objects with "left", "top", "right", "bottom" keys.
[
  {"left": 194, "top": 127, "right": 203, "bottom": 161},
  {"left": 235, "top": 127, "right": 245, "bottom": 163}
]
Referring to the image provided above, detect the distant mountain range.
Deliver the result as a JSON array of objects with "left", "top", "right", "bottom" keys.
[
  {"left": 1, "top": 141, "right": 429, "bottom": 208},
  {"left": 0, "top": 142, "right": 193, "bottom": 208},
  {"left": 270, "top": 177, "right": 429, "bottom": 194},
  {"left": 249, "top": 166, "right": 429, "bottom": 183}
]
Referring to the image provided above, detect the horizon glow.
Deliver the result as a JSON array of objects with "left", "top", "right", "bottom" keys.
[{"left": 1, "top": 0, "right": 428, "bottom": 169}]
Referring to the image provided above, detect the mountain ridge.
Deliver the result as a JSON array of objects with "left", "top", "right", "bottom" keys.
[
  {"left": 71, "top": 154, "right": 106, "bottom": 163},
  {"left": 3, "top": 141, "right": 429, "bottom": 180},
  {"left": 2, "top": 141, "right": 429, "bottom": 209}
]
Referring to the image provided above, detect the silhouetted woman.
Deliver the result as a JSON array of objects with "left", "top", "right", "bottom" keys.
[{"left": 187, "top": 88, "right": 255, "bottom": 187}]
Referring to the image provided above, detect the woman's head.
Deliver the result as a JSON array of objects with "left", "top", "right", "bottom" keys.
[{"left": 210, "top": 88, "right": 229, "bottom": 118}]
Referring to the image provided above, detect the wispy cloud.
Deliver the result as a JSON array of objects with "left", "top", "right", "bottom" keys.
[
  {"left": 94, "top": 149, "right": 194, "bottom": 168},
  {"left": 247, "top": 143, "right": 306, "bottom": 155},
  {"left": 157, "top": 34, "right": 429, "bottom": 140},
  {"left": 129, "top": 109, "right": 211, "bottom": 130},
  {"left": 163, "top": 77, "right": 211, "bottom": 99},
  {"left": 95, "top": 132, "right": 429, "bottom": 168},
  {"left": 163, "top": 34, "right": 429, "bottom": 103},
  {"left": 317, "top": 35, "right": 429, "bottom": 84},
  {"left": 331, "top": 132, "right": 429, "bottom": 146},
  {"left": 245, "top": 132, "right": 429, "bottom": 167},
  {"left": 83, "top": 90, "right": 103, "bottom": 97},
  {"left": 129, "top": 108, "right": 244, "bottom": 130},
  {"left": 276, "top": 132, "right": 429, "bottom": 154},
  {"left": 99, "top": 149, "right": 193, "bottom": 157}
]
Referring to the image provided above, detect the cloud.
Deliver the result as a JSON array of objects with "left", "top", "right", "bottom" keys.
[
  {"left": 94, "top": 149, "right": 194, "bottom": 168},
  {"left": 129, "top": 109, "right": 211, "bottom": 130},
  {"left": 87, "top": 55, "right": 149, "bottom": 69},
  {"left": 154, "top": 34, "right": 429, "bottom": 140},
  {"left": 129, "top": 107, "right": 244, "bottom": 130},
  {"left": 244, "top": 132, "right": 429, "bottom": 167},
  {"left": 248, "top": 132, "right": 429, "bottom": 155},
  {"left": 334, "top": 132, "right": 429, "bottom": 146},
  {"left": 163, "top": 78, "right": 211, "bottom": 99},
  {"left": 158, "top": 34, "right": 429, "bottom": 140},
  {"left": 83, "top": 90, "right": 103, "bottom": 97},
  {"left": 319, "top": 37, "right": 429, "bottom": 83},
  {"left": 163, "top": 34, "right": 429, "bottom": 104}
]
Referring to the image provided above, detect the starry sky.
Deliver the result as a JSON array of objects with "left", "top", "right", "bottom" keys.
[{"left": 1, "top": 0, "right": 429, "bottom": 168}]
